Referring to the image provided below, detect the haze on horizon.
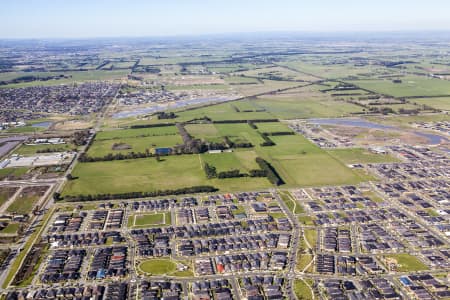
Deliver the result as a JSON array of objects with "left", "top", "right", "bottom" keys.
[{"left": 1, "top": 0, "right": 450, "bottom": 39}]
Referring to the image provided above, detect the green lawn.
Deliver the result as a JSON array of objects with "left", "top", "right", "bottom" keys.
[
  {"left": 139, "top": 259, "right": 177, "bottom": 275},
  {"left": 385, "top": 254, "right": 429, "bottom": 272},
  {"left": 135, "top": 213, "right": 164, "bottom": 225},
  {"left": 128, "top": 212, "right": 171, "bottom": 228},
  {"left": 294, "top": 279, "right": 314, "bottom": 300},
  {"left": 298, "top": 215, "right": 315, "bottom": 225},
  {"left": 279, "top": 191, "right": 304, "bottom": 214},
  {"left": 326, "top": 148, "right": 400, "bottom": 164},
  {"left": 0, "top": 223, "right": 20, "bottom": 235},
  {"left": 304, "top": 229, "right": 317, "bottom": 249},
  {"left": 296, "top": 253, "right": 314, "bottom": 273}
]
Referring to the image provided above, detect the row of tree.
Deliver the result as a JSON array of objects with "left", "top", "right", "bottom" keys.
[
  {"left": 78, "top": 151, "right": 156, "bottom": 162},
  {"left": 56, "top": 185, "right": 219, "bottom": 202},
  {"left": 259, "top": 132, "right": 276, "bottom": 146},
  {"left": 255, "top": 157, "right": 284, "bottom": 185},
  {"left": 263, "top": 131, "right": 295, "bottom": 136},
  {"left": 203, "top": 162, "right": 267, "bottom": 179}
]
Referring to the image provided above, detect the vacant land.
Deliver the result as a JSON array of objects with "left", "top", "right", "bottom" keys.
[
  {"left": 326, "top": 148, "right": 400, "bottom": 164},
  {"left": 6, "top": 186, "right": 48, "bottom": 215},
  {"left": 0, "top": 187, "right": 18, "bottom": 207}
]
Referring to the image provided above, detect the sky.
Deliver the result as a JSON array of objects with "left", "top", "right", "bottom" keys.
[{"left": 1, "top": 0, "right": 450, "bottom": 39}]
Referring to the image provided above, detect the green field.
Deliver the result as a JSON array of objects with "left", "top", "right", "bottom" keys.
[
  {"left": 87, "top": 135, "right": 182, "bottom": 157},
  {"left": 254, "top": 96, "right": 364, "bottom": 119},
  {"left": 413, "top": 97, "right": 450, "bottom": 111},
  {"left": 6, "top": 193, "right": 41, "bottom": 215},
  {"left": 96, "top": 126, "right": 179, "bottom": 140},
  {"left": 14, "top": 143, "right": 75, "bottom": 156},
  {"left": 67, "top": 120, "right": 373, "bottom": 196},
  {"left": 0, "top": 223, "right": 20, "bottom": 235},
  {"left": 349, "top": 76, "right": 450, "bottom": 97},
  {"left": 254, "top": 122, "right": 292, "bottom": 133},
  {"left": 326, "top": 148, "right": 400, "bottom": 164},
  {"left": 304, "top": 229, "right": 318, "bottom": 249},
  {"left": 385, "top": 254, "right": 429, "bottom": 272},
  {"left": 279, "top": 191, "right": 303, "bottom": 214},
  {"left": 294, "top": 279, "right": 314, "bottom": 300},
  {"left": 0, "top": 168, "right": 29, "bottom": 180},
  {"left": 139, "top": 259, "right": 177, "bottom": 275},
  {"left": 200, "top": 151, "right": 259, "bottom": 173},
  {"left": 185, "top": 124, "right": 221, "bottom": 142},
  {"left": 128, "top": 212, "right": 171, "bottom": 228},
  {"left": 258, "top": 135, "right": 368, "bottom": 187},
  {"left": 63, "top": 155, "right": 271, "bottom": 196}
]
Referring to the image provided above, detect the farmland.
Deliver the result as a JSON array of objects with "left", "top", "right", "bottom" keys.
[
  {"left": 349, "top": 76, "right": 450, "bottom": 98},
  {"left": 65, "top": 119, "right": 370, "bottom": 197},
  {"left": 326, "top": 148, "right": 401, "bottom": 164}
]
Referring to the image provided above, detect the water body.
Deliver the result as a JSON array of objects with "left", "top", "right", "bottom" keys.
[
  {"left": 413, "top": 131, "right": 449, "bottom": 145},
  {"left": 112, "top": 96, "right": 236, "bottom": 119},
  {"left": 32, "top": 121, "right": 53, "bottom": 128},
  {"left": 309, "top": 118, "right": 394, "bottom": 130},
  {"left": 308, "top": 118, "right": 448, "bottom": 145}
]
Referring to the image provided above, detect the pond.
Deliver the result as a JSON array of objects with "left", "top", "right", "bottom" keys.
[
  {"left": 308, "top": 118, "right": 394, "bottom": 130},
  {"left": 308, "top": 118, "right": 448, "bottom": 145},
  {"left": 31, "top": 121, "right": 53, "bottom": 128}
]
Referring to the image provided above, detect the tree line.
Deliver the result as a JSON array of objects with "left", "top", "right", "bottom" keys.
[{"left": 55, "top": 185, "right": 218, "bottom": 202}]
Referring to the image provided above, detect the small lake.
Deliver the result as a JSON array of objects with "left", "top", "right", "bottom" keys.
[
  {"left": 413, "top": 131, "right": 449, "bottom": 145},
  {"left": 308, "top": 118, "right": 394, "bottom": 130},
  {"left": 32, "top": 121, "right": 53, "bottom": 128},
  {"left": 308, "top": 118, "right": 448, "bottom": 145},
  {"left": 112, "top": 96, "right": 236, "bottom": 119}
]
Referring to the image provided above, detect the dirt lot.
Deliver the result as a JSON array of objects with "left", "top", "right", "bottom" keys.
[
  {"left": 326, "top": 126, "right": 429, "bottom": 146},
  {"left": 53, "top": 120, "right": 93, "bottom": 131}
]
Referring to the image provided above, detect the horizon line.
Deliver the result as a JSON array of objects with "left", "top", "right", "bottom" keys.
[{"left": 1, "top": 29, "right": 450, "bottom": 41}]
